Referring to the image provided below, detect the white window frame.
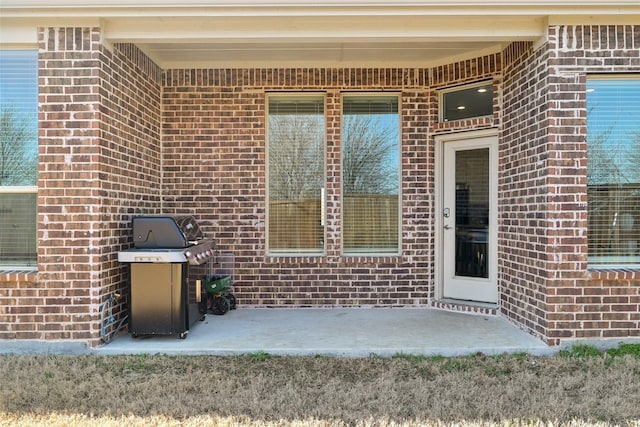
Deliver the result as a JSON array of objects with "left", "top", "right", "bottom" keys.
[
  {"left": 0, "top": 186, "right": 38, "bottom": 269},
  {"left": 340, "top": 92, "right": 402, "bottom": 256},
  {"left": 438, "top": 80, "right": 494, "bottom": 123},
  {"left": 586, "top": 74, "right": 640, "bottom": 269},
  {"left": 0, "top": 48, "right": 38, "bottom": 269},
  {"left": 265, "top": 93, "right": 327, "bottom": 257}
]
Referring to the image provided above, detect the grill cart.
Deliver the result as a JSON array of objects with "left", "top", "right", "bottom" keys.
[{"left": 117, "top": 215, "right": 214, "bottom": 339}]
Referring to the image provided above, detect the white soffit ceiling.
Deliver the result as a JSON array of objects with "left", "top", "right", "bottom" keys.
[
  {"left": 133, "top": 41, "right": 508, "bottom": 69},
  {"left": 102, "top": 14, "right": 544, "bottom": 68},
  {"left": 2, "top": 1, "right": 639, "bottom": 68},
  {"left": 135, "top": 40, "right": 502, "bottom": 68}
]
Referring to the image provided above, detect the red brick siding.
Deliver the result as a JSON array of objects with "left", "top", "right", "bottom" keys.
[
  {"left": 162, "top": 69, "right": 433, "bottom": 306},
  {"left": 500, "top": 41, "right": 551, "bottom": 341},
  {"left": 0, "top": 272, "right": 39, "bottom": 339},
  {"left": 0, "top": 29, "right": 161, "bottom": 344},
  {"left": 34, "top": 27, "right": 103, "bottom": 342},
  {"left": 544, "top": 25, "right": 640, "bottom": 343},
  {"left": 500, "top": 27, "right": 640, "bottom": 345},
  {"left": 2, "top": 24, "right": 638, "bottom": 347},
  {"left": 97, "top": 42, "right": 162, "bottom": 344},
  {"left": 160, "top": 60, "right": 501, "bottom": 307}
]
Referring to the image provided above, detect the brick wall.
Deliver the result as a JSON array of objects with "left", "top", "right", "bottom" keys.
[
  {"left": 97, "top": 42, "right": 162, "bottom": 344},
  {"left": 544, "top": 25, "right": 640, "bottom": 343},
  {"left": 160, "top": 61, "right": 501, "bottom": 307},
  {"left": 161, "top": 69, "right": 433, "bottom": 306},
  {"left": 0, "top": 271, "right": 39, "bottom": 338},
  {"left": 500, "top": 27, "right": 640, "bottom": 345},
  {"left": 500, "top": 41, "right": 551, "bottom": 341},
  {"left": 0, "top": 28, "right": 161, "bottom": 345},
  {"left": 2, "top": 24, "right": 637, "bottom": 347},
  {"left": 29, "top": 27, "right": 104, "bottom": 342}
]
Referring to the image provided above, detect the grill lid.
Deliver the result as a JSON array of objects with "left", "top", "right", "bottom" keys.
[{"left": 132, "top": 215, "right": 205, "bottom": 248}]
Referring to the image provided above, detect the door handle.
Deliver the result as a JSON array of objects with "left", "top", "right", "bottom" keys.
[{"left": 444, "top": 225, "right": 452, "bottom": 230}]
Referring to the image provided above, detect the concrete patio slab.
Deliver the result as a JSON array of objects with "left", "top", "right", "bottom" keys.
[{"left": 93, "top": 308, "right": 552, "bottom": 357}]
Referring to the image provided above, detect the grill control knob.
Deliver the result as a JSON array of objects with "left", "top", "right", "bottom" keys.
[{"left": 184, "top": 250, "right": 193, "bottom": 259}]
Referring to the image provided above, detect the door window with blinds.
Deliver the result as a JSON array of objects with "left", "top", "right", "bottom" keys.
[
  {"left": 267, "top": 95, "right": 326, "bottom": 255},
  {"left": 0, "top": 50, "right": 38, "bottom": 268},
  {"left": 587, "top": 77, "right": 640, "bottom": 267},
  {"left": 342, "top": 95, "right": 400, "bottom": 254}
]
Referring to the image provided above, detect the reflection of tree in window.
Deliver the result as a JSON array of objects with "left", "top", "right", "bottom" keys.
[
  {"left": 0, "top": 105, "right": 38, "bottom": 186},
  {"left": 267, "top": 97, "right": 325, "bottom": 254},
  {"left": 587, "top": 79, "right": 640, "bottom": 264},
  {"left": 268, "top": 113, "right": 324, "bottom": 201},
  {"left": 343, "top": 114, "right": 398, "bottom": 195},
  {"left": 588, "top": 127, "right": 640, "bottom": 187},
  {"left": 0, "top": 49, "right": 38, "bottom": 267},
  {"left": 342, "top": 96, "right": 400, "bottom": 254}
]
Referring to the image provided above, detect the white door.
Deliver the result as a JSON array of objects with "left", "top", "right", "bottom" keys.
[{"left": 440, "top": 133, "right": 498, "bottom": 303}]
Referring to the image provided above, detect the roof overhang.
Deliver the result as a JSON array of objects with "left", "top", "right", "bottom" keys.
[{"left": 1, "top": 1, "right": 639, "bottom": 68}]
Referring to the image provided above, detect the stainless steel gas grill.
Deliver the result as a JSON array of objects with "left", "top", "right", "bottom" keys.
[
  {"left": 118, "top": 215, "right": 215, "bottom": 339},
  {"left": 119, "top": 215, "right": 216, "bottom": 265}
]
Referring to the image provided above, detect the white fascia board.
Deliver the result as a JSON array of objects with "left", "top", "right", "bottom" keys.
[
  {"left": 548, "top": 14, "right": 640, "bottom": 25},
  {"left": 1, "top": 1, "right": 639, "bottom": 17},
  {"left": 103, "top": 15, "right": 546, "bottom": 42},
  {"left": 2, "top": 0, "right": 640, "bottom": 7},
  {"left": 0, "top": 22, "right": 39, "bottom": 46}
]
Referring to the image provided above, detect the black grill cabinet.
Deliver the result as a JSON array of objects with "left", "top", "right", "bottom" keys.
[{"left": 118, "top": 215, "right": 213, "bottom": 339}]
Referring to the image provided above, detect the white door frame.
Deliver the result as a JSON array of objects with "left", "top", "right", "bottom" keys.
[{"left": 434, "top": 129, "right": 498, "bottom": 304}]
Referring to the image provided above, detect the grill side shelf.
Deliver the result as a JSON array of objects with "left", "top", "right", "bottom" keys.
[{"left": 118, "top": 249, "right": 188, "bottom": 263}]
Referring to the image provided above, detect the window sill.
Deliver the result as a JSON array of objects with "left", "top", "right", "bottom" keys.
[
  {"left": 588, "top": 264, "right": 640, "bottom": 273},
  {"left": 588, "top": 265, "right": 640, "bottom": 271},
  {"left": 588, "top": 267, "right": 640, "bottom": 280},
  {"left": 0, "top": 268, "right": 38, "bottom": 282}
]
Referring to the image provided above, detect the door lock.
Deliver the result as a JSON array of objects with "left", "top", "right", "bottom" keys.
[{"left": 444, "top": 224, "right": 452, "bottom": 230}]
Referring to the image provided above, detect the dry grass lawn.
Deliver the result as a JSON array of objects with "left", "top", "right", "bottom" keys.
[{"left": 1, "top": 345, "right": 639, "bottom": 426}]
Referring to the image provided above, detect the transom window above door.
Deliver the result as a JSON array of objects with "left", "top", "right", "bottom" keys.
[{"left": 439, "top": 80, "right": 493, "bottom": 122}]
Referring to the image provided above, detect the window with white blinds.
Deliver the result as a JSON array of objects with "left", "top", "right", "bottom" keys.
[
  {"left": 342, "top": 95, "right": 400, "bottom": 254},
  {"left": 587, "top": 77, "right": 640, "bottom": 267},
  {"left": 267, "top": 95, "right": 325, "bottom": 254},
  {"left": 0, "top": 50, "right": 38, "bottom": 268}
]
